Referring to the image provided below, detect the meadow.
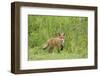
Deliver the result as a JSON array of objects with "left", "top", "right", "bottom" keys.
[{"left": 28, "top": 15, "right": 88, "bottom": 60}]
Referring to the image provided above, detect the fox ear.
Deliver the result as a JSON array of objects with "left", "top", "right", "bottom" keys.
[
  {"left": 63, "top": 33, "right": 65, "bottom": 36},
  {"left": 58, "top": 33, "right": 61, "bottom": 36},
  {"left": 55, "top": 32, "right": 60, "bottom": 36},
  {"left": 61, "top": 33, "right": 65, "bottom": 36},
  {"left": 55, "top": 33, "right": 60, "bottom": 36}
]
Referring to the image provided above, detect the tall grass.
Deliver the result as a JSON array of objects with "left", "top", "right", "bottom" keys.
[{"left": 28, "top": 15, "right": 88, "bottom": 60}]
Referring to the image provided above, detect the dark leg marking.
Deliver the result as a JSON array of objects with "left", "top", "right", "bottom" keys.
[{"left": 61, "top": 45, "right": 63, "bottom": 50}]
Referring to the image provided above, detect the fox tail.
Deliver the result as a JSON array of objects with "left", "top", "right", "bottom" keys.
[{"left": 43, "top": 43, "right": 48, "bottom": 50}]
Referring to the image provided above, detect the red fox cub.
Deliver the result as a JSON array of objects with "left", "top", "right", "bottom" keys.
[{"left": 43, "top": 33, "right": 65, "bottom": 53}]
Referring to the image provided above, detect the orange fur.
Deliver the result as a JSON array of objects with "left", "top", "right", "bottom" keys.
[{"left": 43, "top": 33, "right": 65, "bottom": 53}]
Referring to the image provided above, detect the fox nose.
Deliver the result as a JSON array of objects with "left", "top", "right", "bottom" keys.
[{"left": 62, "top": 38, "right": 64, "bottom": 40}]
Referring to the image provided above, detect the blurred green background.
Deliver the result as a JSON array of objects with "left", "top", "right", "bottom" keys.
[{"left": 28, "top": 15, "right": 88, "bottom": 60}]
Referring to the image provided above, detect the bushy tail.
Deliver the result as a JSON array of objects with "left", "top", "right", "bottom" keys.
[{"left": 43, "top": 43, "right": 48, "bottom": 50}]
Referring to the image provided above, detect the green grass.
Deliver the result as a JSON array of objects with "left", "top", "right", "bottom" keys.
[
  {"left": 28, "top": 15, "right": 88, "bottom": 61},
  {"left": 28, "top": 48, "right": 87, "bottom": 60}
]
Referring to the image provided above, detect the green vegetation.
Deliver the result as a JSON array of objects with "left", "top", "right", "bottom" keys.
[{"left": 28, "top": 15, "right": 88, "bottom": 60}]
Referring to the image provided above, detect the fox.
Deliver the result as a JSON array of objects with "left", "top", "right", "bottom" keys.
[{"left": 43, "top": 33, "right": 65, "bottom": 53}]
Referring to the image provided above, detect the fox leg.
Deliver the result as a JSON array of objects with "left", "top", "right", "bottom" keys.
[
  {"left": 48, "top": 46, "right": 53, "bottom": 53},
  {"left": 61, "top": 44, "right": 63, "bottom": 50},
  {"left": 57, "top": 46, "right": 61, "bottom": 53},
  {"left": 58, "top": 48, "right": 61, "bottom": 53},
  {"left": 61, "top": 40, "right": 64, "bottom": 50}
]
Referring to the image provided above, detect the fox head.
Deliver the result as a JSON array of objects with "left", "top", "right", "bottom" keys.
[{"left": 58, "top": 33, "right": 65, "bottom": 40}]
